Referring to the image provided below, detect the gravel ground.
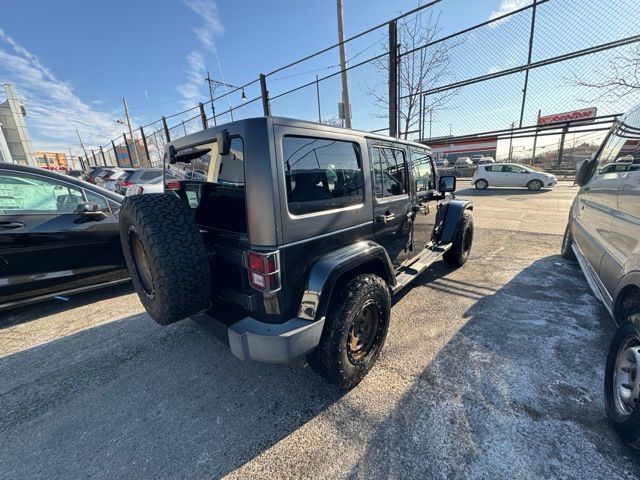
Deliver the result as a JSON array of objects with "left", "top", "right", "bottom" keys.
[{"left": 1, "top": 182, "right": 638, "bottom": 479}]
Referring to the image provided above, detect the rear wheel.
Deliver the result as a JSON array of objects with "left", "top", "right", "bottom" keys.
[
  {"left": 444, "top": 212, "right": 474, "bottom": 267},
  {"left": 605, "top": 317, "right": 640, "bottom": 449},
  {"left": 561, "top": 222, "right": 576, "bottom": 261},
  {"left": 119, "top": 193, "right": 211, "bottom": 325},
  {"left": 527, "top": 179, "right": 543, "bottom": 191},
  {"left": 475, "top": 179, "right": 488, "bottom": 190},
  {"left": 308, "top": 274, "right": 391, "bottom": 389}
]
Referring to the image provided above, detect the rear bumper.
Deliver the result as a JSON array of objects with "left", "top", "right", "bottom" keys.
[{"left": 193, "top": 313, "right": 325, "bottom": 364}]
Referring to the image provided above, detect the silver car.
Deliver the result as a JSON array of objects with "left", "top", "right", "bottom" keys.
[{"left": 562, "top": 104, "right": 640, "bottom": 447}]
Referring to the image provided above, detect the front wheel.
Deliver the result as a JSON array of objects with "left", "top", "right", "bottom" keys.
[
  {"left": 605, "top": 318, "right": 640, "bottom": 449},
  {"left": 308, "top": 274, "right": 391, "bottom": 389},
  {"left": 527, "top": 179, "right": 543, "bottom": 191},
  {"left": 443, "top": 212, "right": 474, "bottom": 267},
  {"left": 475, "top": 179, "right": 488, "bottom": 190},
  {"left": 561, "top": 222, "right": 576, "bottom": 261}
]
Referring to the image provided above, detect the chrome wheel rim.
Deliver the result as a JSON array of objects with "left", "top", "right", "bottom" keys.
[
  {"left": 347, "top": 301, "right": 380, "bottom": 363},
  {"left": 613, "top": 335, "right": 640, "bottom": 417}
]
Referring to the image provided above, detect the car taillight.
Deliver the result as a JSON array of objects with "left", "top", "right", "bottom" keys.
[
  {"left": 165, "top": 180, "right": 181, "bottom": 190},
  {"left": 245, "top": 250, "right": 280, "bottom": 293},
  {"left": 135, "top": 186, "right": 144, "bottom": 194},
  {"left": 120, "top": 180, "right": 132, "bottom": 187}
]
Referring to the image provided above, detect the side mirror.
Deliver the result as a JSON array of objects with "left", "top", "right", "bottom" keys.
[
  {"left": 575, "top": 159, "right": 596, "bottom": 186},
  {"left": 216, "top": 129, "right": 231, "bottom": 156},
  {"left": 75, "top": 201, "right": 106, "bottom": 219},
  {"left": 438, "top": 175, "right": 456, "bottom": 193}
]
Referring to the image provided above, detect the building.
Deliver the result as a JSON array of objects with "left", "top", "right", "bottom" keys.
[
  {"left": 0, "top": 84, "right": 36, "bottom": 165},
  {"left": 34, "top": 151, "right": 69, "bottom": 170},
  {"left": 424, "top": 136, "right": 498, "bottom": 161},
  {"left": 114, "top": 139, "right": 149, "bottom": 167}
]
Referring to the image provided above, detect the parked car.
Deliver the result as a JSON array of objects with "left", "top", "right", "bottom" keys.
[
  {"left": 471, "top": 154, "right": 483, "bottom": 164},
  {"left": 471, "top": 163, "right": 557, "bottom": 191},
  {"left": 101, "top": 168, "right": 137, "bottom": 192},
  {"left": 83, "top": 166, "right": 112, "bottom": 184},
  {"left": 125, "top": 174, "right": 179, "bottom": 196},
  {"left": 435, "top": 158, "right": 449, "bottom": 168},
  {"left": 454, "top": 157, "right": 473, "bottom": 167},
  {"left": 94, "top": 168, "right": 120, "bottom": 189},
  {"left": 599, "top": 162, "right": 640, "bottom": 174},
  {"left": 561, "top": 104, "right": 640, "bottom": 448},
  {"left": 0, "top": 163, "right": 128, "bottom": 310},
  {"left": 115, "top": 168, "right": 164, "bottom": 194},
  {"left": 118, "top": 117, "right": 474, "bottom": 389},
  {"left": 477, "top": 157, "right": 495, "bottom": 165}
]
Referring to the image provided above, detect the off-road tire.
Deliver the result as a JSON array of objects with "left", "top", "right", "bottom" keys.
[
  {"left": 119, "top": 193, "right": 211, "bottom": 325},
  {"left": 475, "top": 179, "right": 489, "bottom": 190},
  {"left": 605, "top": 317, "right": 640, "bottom": 449},
  {"left": 443, "top": 212, "right": 474, "bottom": 267},
  {"left": 527, "top": 179, "right": 543, "bottom": 191},
  {"left": 308, "top": 274, "right": 391, "bottom": 389},
  {"left": 561, "top": 222, "right": 576, "bottom": 261}
]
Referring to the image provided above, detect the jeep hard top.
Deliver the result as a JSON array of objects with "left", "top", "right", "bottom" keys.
[{"left": 119, "top": 116, "right": 474, "bottom": 388}]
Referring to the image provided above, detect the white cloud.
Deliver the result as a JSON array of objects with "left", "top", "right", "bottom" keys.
[
  {"left": 0, "top": 28, "right": 125, "bottom": 153},
  {"left": 489, "top": 0, "right": 530, "bottom": 23},
  {"left": 177, "top": 0, "right": 224, "bottom": 108}
]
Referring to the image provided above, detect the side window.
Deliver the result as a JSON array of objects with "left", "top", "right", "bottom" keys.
[
  {"left": 283, "top": 136, "right": 363, "bottom": 215},
  {"left": 139, "top": 171, "right": 160, "bottom": 182},
  {"left": 596, "top": 109, "right": 640, "bottom": 176},
  {"left": 0, "top": 172, "right": 84, "bottom": 214},
  {"left": 84, "top": 190, "right": 110, "bottom": 212},
  {"left": 411, "top": 148, "right": 434, "bottom": 193},
  {"left": 371, "top": 146, "right": 408, "bottom": 198}
]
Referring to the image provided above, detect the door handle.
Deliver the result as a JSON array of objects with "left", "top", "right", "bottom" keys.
[
  {"left": 376, "top": 212, "right": 396, "bottom": 224},
  {"left": 0, "top": 221, "right": 25, "bottom": 230}
]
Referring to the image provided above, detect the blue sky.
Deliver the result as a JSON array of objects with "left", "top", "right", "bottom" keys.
[
  {"left": 0, "top": 0, "right": 520, "bottom": 153},
  {"left": 0, "top": 0, "right": 637, "bottom": 157}
]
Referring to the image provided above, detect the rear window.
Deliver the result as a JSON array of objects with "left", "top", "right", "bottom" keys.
[{"left": 283, "top": 136, "right": 363, "bottom": 215}]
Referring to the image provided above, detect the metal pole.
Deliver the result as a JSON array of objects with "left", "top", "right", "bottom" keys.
[
  {"left": 162, "top": 116, "right": 171, "bottom": 142},
  {"left": 100, "top": 146, "right": 107, "bottom": 166},
  {"left": 429, "top": 109, "right": 433, "bottom": 139},
  {"left": 557, "top": 123, "right": 568, "bottom": 165},
  {"left": 140, "top": 127, "right": 150, "bottom": 166},
  {"left": 418, "top": 93, "right": 424, "bottom": 141},
  {"left": 316, "top": 75, "right": 322, "bottom": 123},
  {"left": 182, "top": 121, "right": 188, "bottom": 136},
  {"left": 199, "top": 102, "right": 208, "bottom": 129},
  {"left": 123, "top": 133, "right": 133, "bottom": 167},
  {"left": 260, "top": 74, "right": 271, "bottom": 116},
  {"left": 123, "top": 97, "right": 140, "bottom": 167},
  {"left": 68, "top": 147, "right": 77, "bottom": 171},
  {"left": 518, "top": 0, "right": 538, "bottom": 128},
  {"left": 92, "top": 149, "right": 102, "bottom": 167},
  {"left": 112, "top": 140, "right": 121, "bottom": 168},
  {"left": 336, "top": 0, "right": 352, "bottom": 128},
  {"left": 388, "top": 20, "right": 398, "bottom": 137}
]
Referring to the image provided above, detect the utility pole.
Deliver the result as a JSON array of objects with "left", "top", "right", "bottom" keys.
[
  {"left": 508, "top": 122, "right": 515, "bottom": 162},
  {"left": 67, "top": 147, "right": 77, "bottom": 171},
  {"left": 76, "top": 129, "right": 90, "bottom": 167},
  {"left": 207, "top": 71, "right": 217, "bottom": 125},
  {"left": 336, "top": 0, "right": 351, "bottom": 128},
  {"left": 123, "top": 97, "right": 141, "bottom": 167},
  {"left": 531, "top": 109, "right": 541, "bottom": 164}
]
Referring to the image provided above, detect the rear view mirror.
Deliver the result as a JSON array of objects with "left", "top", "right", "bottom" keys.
[
  {"left": 575, "top": 159, "right": 596, "bottom": 186},
  {"left": 216, "top": 129, "right": 230, "bottom": 156},
  {"left": 438, "top": 175, "right": 456, "bottom": 193}
]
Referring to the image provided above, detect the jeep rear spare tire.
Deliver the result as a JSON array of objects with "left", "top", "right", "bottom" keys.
[{"left": 119, "top": 193, "right": 211, "bottom": 325}]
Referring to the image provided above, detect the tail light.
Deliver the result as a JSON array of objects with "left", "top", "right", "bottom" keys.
[
  {"left": 165, "top": 180, "right": 181, "bottom": 190},
  {"left": 245, "top": 250, "right": 281, "bottom": 293}
]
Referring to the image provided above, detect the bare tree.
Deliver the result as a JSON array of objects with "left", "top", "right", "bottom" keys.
[
  {"left": 571, "top": 44, "right": 640, "bottom": 103},
  {"left": 370, "top": 8, "right": 462, "bottom": 139}
]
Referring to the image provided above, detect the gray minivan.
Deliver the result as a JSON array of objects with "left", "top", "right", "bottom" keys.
[{"left": 562, "top": 105, "right": 640, "bottom": 447}]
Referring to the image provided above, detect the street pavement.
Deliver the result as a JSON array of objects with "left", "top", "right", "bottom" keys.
[{"left": 1, "top": 181, "right": 639, "bottom": 479}]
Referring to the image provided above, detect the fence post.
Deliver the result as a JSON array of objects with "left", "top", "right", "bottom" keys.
[
  {"left": 140, "top": 127, "right": 150, "bottom": 167},
  {"left": 111, "top": 140, "right": 121, "bottom": 167},
  {"left": 518, "top": 0, "right": 538, "bottom": 128},
  {"left": 92, "top": 149, "right": 101, "bottom": 167},
  {"left": 123, "top": 133, "right": 133, "bottom": 167},
  {"left": 78, "top": 156, "right": 86, "bottom": 171},
  {"left": 199, "top": 102, "right": 208, "bottom": 129},
  {"left": 99, "top": 146, "right": 107, "bottom": 166},
  {"left": 260, "top": 74, "right": 271, "bottom": 116},
  {"left": 162, "top": 116, "right": 171, "bottom": 142},
  {"left": 388, "top": 20, "right": 398, "bottom": 138},
  {"left": 557, "top": 123, "right": 568, "bottom": 165}
]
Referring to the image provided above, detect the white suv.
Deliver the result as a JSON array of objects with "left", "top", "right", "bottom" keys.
[{"left": 471, "top": 163, "right": 557, "bottom": 191}]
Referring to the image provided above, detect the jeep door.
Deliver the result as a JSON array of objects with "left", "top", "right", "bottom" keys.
[
  {"left": 408, "top": 147, "right": 437, "bottom": 258},
  {"left": 369, "top": 142, "right": 412, "bottom": 269}
]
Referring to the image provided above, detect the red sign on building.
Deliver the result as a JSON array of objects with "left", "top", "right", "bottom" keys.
[{"left": 538, "top": 107, "right": 597, "bottom": 126}]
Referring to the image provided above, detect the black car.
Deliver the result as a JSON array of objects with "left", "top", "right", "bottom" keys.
[
  {"left": 119, "top": 117, "right": 473, "bottom": 388},
  {"left": 0, "top": 163, "right": 129, "bottom": 310}
]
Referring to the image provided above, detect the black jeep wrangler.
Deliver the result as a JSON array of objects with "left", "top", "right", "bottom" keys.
[{"left": 119, "top": 117, "right": 473, "bottom": 388}]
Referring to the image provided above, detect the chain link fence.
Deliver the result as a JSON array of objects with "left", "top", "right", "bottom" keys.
[{"left": 81, "top": 0, "right": 640, "bottom": 175}]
